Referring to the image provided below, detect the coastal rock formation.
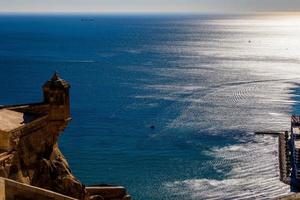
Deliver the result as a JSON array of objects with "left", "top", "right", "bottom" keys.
[{"left": 0, "top": 73, "right": 130, "bottom": 200}]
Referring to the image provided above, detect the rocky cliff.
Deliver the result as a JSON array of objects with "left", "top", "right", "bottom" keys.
[{"left": 0, "top": 138, "right": 86, "bottom": 199}]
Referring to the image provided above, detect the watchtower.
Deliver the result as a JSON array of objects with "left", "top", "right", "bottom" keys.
[{"left": 43, "top": 72, "right": 71, "bottom": 124}]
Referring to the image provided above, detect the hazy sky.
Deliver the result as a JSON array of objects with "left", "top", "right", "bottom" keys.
[{"left": 1, "top": 0, "right": 300, "bottom": 13}]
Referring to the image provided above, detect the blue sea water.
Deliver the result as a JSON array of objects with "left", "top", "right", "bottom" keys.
[{"left": 0, "top": 14, "right": 300, "bottom": 199}]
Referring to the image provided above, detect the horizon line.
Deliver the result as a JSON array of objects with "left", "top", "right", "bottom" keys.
[{"left": 1, "top": 11, "right": 300, "bottom": 16}]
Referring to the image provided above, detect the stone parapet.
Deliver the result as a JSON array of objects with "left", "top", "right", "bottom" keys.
[
  {"left": 0, "top": 177, "right": 78, "bottom": 200},
  {"left": 86, "top": 186, "right": 131, "bottom": 200}
]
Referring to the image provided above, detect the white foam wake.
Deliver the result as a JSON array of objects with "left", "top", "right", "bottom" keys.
[{"left": 164, "top": 137, "right": 290, "bottom": 199}]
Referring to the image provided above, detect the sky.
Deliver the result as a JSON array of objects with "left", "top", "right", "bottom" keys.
[{"left": 1, "top": 0, "right": 300, "bottom": 13}]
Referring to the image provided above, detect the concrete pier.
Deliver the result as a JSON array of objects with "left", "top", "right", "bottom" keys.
[{"left": 278, "top": 132, "right": 291, "bottom": 184}]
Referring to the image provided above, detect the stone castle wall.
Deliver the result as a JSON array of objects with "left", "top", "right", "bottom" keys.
[{"left": 0, "top": 74, "right": 131, "bottom": 200}]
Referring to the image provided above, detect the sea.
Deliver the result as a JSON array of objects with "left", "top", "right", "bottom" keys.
[{"left": 0, "top": 13, "right": 300, "bottom": 199}]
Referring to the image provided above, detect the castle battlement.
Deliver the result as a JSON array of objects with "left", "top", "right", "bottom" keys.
[
  {"left": 0, "top": 73, "right": 70, "bottom": 152},
  {"left": 0, "top": 73, "right": 130, "bottom": 200}
]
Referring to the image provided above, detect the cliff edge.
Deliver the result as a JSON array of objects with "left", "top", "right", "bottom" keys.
[{"left": 0, "top": 73, "right": 130, "bottom": 200}]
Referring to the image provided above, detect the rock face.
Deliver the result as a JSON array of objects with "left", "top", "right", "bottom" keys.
[
  {"left": 6, "top": 145, "right": 85, "bottom": 199},
  {"left": 0, "top": 73, "right": 130, "bottom": 200}
]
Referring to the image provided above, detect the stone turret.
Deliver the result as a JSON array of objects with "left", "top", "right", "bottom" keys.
[{"left": 43, "top": 72, "right": 71, "bottom": 127}]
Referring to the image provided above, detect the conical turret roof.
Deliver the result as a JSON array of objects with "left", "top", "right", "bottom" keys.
[{"left": 43, "top": 72, "right": 70, "bottom": 89}]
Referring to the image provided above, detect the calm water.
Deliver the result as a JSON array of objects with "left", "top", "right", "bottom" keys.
[{"left": 0, "top": 14, "right": 300, "bottom": 199}]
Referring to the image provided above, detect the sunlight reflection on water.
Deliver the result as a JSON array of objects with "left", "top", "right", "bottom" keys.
[{"left": 136, "top": 15, "right": 300, "bottom": 199}]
